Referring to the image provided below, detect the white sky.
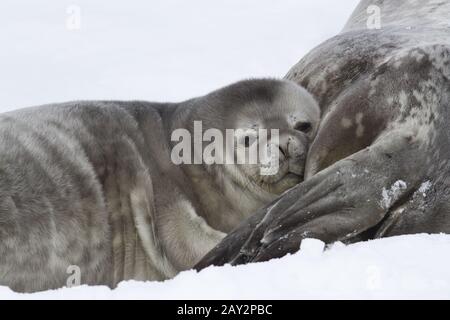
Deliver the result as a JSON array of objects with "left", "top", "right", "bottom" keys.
[{"left": 0, "top": 0, "right": 359, "bottom": 110}]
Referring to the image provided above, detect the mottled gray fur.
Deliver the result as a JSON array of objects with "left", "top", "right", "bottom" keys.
[
  {"left": 0, "top": 79, "right": 319, "bottom": 292},
  {"left": 196, "top": 0, "right": 450, "bottom": 268}
]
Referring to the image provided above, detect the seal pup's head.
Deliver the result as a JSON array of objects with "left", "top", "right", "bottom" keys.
[{"left": 185, "top": 79, "right": 320, "bottom": 197}]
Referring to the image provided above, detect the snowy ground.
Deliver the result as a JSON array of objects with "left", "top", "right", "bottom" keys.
[
  {"left": 2, "top": 235, "right": 450, "bottom": 300},
  {"left": 2, "top": 0, "right": 447, "bottom": 300}
]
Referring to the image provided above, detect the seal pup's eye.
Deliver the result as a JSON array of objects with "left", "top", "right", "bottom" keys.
[{"left": 294, "top": 122, "right": 312, "bottom": 133}]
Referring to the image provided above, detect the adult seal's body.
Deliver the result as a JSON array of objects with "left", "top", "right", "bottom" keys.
[
  {"left": 0, "top": 79, "right": 320, "bottom": 292},
  {"left": 196, "top": 0, "right": 450, "bottom": 268}
]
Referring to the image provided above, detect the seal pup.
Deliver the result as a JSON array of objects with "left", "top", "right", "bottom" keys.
[
  {"left": 0, "top": 79, "right": 319, "bottom": 292},
  {"left": 195, "top": 0, "right": 450, "bottom": 268}
]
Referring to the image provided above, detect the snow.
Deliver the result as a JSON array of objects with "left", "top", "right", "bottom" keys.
[
  {"left": 381, "top": 180, "right": 408, "bottom": 209},
  {"left": 419, "top": 181, "right": 432, "bottom": 197},
  {"left": 2, "top": 0, "right": 447, "bottom": 300},
  {"left": 2, "top": 234, "right": 450, "bottom": 300}
]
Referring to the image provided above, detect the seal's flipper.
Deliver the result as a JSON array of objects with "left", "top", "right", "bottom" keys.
[{"left": 196, "top": 129, "right": 426, "bottom": 267}]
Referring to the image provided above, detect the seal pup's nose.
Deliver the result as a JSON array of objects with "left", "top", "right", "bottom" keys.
[
  {"left": 278, "top": 133, "right": 308, "bottom": 176},
  {"left": 278, "top": 134, "right": 307, "bottom": 158}
]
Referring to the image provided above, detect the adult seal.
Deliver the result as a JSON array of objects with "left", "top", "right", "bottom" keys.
[
  {"left": 0, "top": 79, "right": 320, "bottom": 292},
  {"left": 196, "top": 0, "right": 450, "bottom": 268}
]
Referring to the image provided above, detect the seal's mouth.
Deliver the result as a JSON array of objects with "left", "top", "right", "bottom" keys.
[
  {"left": 260, "top": 157, "right": 305, "bottom": 183},
  {"left": 258, "top": 163, "right": 304, "bottom": 194}
]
